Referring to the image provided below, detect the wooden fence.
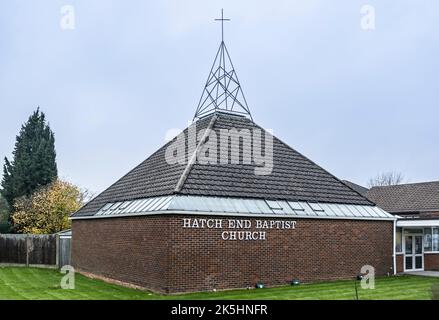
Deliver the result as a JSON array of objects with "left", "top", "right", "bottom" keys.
[
  {"left": 58, "top": 235, "right": 72, "bottom": 268},
  {"left": 0, "top": 234, "right": 70, "bottom": 268}
]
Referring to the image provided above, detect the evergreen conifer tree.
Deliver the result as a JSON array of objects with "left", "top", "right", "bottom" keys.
[{"left": 0, "top": 108, "right": 58, "bottom": 208}]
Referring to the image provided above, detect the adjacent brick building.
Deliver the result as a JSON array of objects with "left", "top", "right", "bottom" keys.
[
  {"left": 344, "top": 180, "right": 439, "bottom": 273},
  {"left": 367, "top": 182, "right": 439, "bottom": 273}
]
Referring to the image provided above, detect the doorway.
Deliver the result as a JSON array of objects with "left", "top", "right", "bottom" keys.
[{"left": 404, "top": 234, "right": 424, "bottom": 271}]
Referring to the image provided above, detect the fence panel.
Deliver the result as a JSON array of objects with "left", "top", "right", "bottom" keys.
[
  {"left": 58, "top": 237, "right": 71, "bottom": 268},
  {"left": 28, "top": 235, "right": 57, "bottom": 265},
  {"left": 0, "top": 234, "right": 57, "bottom": 266},
  {"left": 0, "top": 235, "right": 27, "bottom": 264}
]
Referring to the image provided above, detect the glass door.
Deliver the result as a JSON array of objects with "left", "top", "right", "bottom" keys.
[{"left": 404, "top": 234, "right": 424, "bottom": 271}]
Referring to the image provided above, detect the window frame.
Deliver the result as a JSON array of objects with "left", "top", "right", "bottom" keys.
[
  {"left": 423, "top": 227, "right": 439, "bottom": 253},
  {"left": 395, "top": 227, "right": 403, "bottom": 253}
]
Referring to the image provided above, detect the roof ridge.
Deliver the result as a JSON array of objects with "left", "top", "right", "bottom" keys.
[
  {"left": 370, "top": 180, "right": 439, "bottom": 190},
  {"left": 339, "top": 180, "right": 370, "bottom": 199},
  {"left": 174, "top": 114, "right": 218, "bottom": 193}
]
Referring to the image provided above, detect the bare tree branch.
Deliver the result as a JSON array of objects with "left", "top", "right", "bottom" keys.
[{"left": 368, "top": 171, "right": 405, "bottom": 188}]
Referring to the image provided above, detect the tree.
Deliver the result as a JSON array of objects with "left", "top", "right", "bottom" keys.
[
  {"left": 0, "top": 194, "right": 10, "bottom": 233},
  {"left": 12, "top": 179, "right": 85, "bottom": 234},
  {"left": 368, "top": 171, "right": 405, "bottom": 187},
  {"left": 1, "top": 108, "right": 57, "bottom": 208}
]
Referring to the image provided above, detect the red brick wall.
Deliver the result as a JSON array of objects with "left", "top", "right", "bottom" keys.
[
  {"left": 396, "top": 254, "right": 404, "bottom": 273},
  {"left": 72, "top": 215, "right": 394, "bottom": 294},
  {"left": 72, "top": 216, "right": 170, "bottom": 293},
  {"left": 425, "top": 253, "right": 439, "bottom": 271}
]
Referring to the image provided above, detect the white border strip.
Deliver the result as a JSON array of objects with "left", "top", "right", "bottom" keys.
[
  {"left": 70, "top": 210, "right": 396, "bottom": 221},
  {"left": 393, "top": 219, "right": 397, "bottom": 275},
  {"left": 397, "top": 220, "right": 439, "bottom": 227}
]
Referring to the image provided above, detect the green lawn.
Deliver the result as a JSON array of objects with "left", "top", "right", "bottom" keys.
[{"left": 0, "top": 267, "right": 438, "bottom": 300}]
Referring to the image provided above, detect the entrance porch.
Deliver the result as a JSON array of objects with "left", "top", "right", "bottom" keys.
[{"left": 395, "top": 219, "right": 439, "bottom": 273}]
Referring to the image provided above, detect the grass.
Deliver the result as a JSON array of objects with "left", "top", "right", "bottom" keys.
[{"left": 0, "top": 267, "right": 438, "bottom": 300}]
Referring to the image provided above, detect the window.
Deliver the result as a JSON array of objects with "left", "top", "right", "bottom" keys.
[
  {"left": 396, "top": 228, "right": 402, "bottom": 253},
  {"left": 309, "top": 203, "right": 328, "bottom": 216},
  {"left": 423, "top": 227, "right": 439, "bottom": 252},
  {"left": 424, "top": 228, "right": 432, "bottom": 251},
  {"left": 405, "top": 228, "right": 423, "bottom": 234},
  {"left": 265, "top": 200, "right": 283, "bottom": 213},
  {"left": 433, "top": 228, "right": 439, "bottom": 252},
  {"left": 288, "top": 202, "right": 304, "bottom": 212},
  {"left": 308, "top": 202, "right": 324, "bottom": 212}
]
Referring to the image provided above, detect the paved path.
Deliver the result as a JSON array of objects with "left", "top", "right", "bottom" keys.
[{"left": 405, "top": 271, "right": 439, "bottom": 277}]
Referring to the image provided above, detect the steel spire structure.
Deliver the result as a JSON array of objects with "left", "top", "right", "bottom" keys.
[{"left": 193, "top": 9, "right": 253, "bottom": 121}]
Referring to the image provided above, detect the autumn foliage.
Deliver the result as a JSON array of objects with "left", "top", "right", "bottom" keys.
[{"left": 12, "top": 179, "right": 85, "bottom": 234}]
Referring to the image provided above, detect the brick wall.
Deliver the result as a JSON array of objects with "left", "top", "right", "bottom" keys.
[
  {"left": 396, "top": 253, "right": 404, "bottom": 273},
  {"left": 72, "top": 216, "right": 170, "bottom": 293},
  {"left": 72, "top": 215, "right": 394, "bottom": 294},
  {"left": 425, "top": 253, "right": 439, "bottom": 271}
]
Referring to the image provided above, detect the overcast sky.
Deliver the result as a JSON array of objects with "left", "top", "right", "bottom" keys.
[{"left": 1, "top": 0, "right": 438, "bottom": 195}]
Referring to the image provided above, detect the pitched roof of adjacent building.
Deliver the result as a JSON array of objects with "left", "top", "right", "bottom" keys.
[
  {"left": 342, "top": 180, "right": 369, "bottom": 196},
  {"left": 366, "top": 181, "right": 439, "bottom": 213},
  {"left": 72, "top": 112, "right": 373, "bottom": 217}
]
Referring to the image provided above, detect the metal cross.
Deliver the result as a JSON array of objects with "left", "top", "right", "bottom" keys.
[{"left": 215, "top": 9, "right": 230, "bottom": 43}]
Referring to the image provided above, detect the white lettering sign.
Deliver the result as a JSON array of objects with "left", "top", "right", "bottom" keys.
[{"left": 182, "top": 218, "right": 296, "bottom": 241}]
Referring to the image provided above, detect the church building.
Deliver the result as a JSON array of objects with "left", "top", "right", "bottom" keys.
[{"left": 70, "top": 12, "right": 396, "bottom": 294}]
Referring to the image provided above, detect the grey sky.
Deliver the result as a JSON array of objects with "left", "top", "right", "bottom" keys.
[{"left": 1, "top": 0, "right": 438, "bottom": 195}]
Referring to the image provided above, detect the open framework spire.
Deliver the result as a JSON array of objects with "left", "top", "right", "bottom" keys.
[{"left": 193, "top": 9, "right": 253, "bottom": 121}]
